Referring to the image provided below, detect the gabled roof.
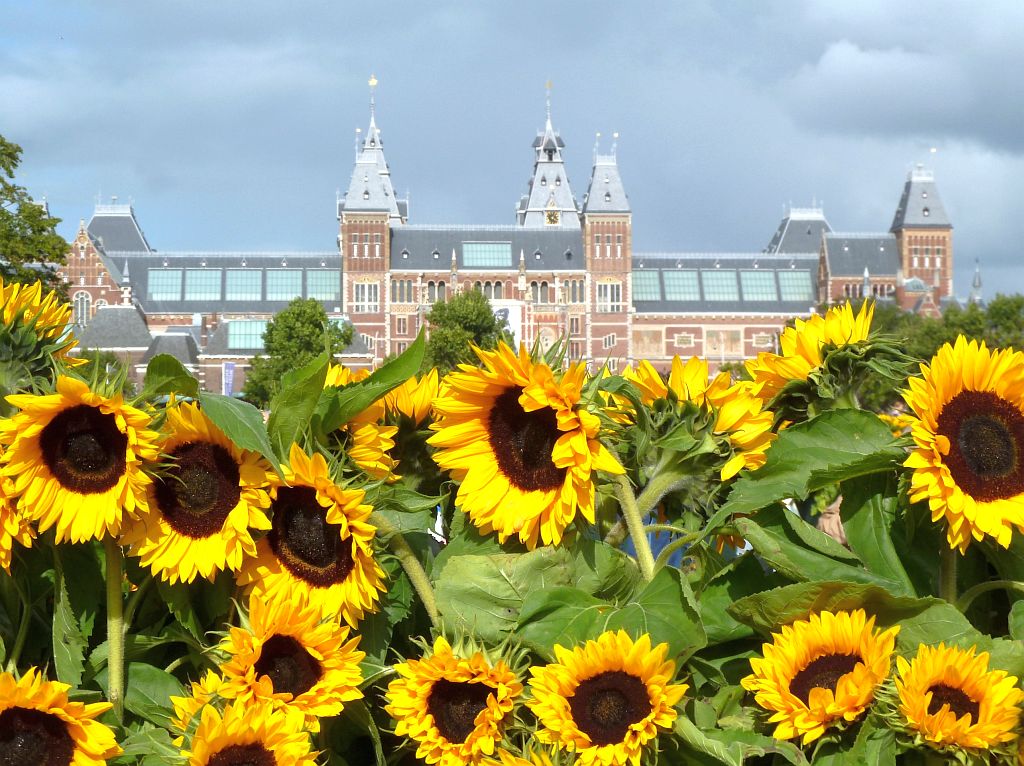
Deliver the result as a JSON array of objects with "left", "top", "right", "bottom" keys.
[
  {"left": 582, "top": 153, "right": 630, "bottom": 214},
  {"left": 891, "top": 166, "right": 951, "bottom": 230},
  {"left": 87, "top": 203, "right": 152, "bottom": 253},
  {"left": 142, "top": 331, "right": 200, "bottom": 365},
  {"left": 389, "top": 226, "right": 584, "bottom": 272},
  {"left": 765, "top": 207, "right": 831, "bottom": 254},
  {"left": 823, "top": 233, "right": 899, "bottom": 277},
  {"left": 76, "top": 304, "right": 153, "bottom": 350}
]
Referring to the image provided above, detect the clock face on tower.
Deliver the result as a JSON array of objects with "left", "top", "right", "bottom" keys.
[{"left": 545, "top": 209, "right": 560, "bottom": 225}]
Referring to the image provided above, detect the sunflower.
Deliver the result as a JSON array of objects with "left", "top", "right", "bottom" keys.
[
  {"left": 385, "top": 369, "right": 440, "bottom": 426},
  {"left": 746, "top": 301, "right": 874, "bottom": 401},
  {"left": 429, "top": 343, "right": 623, "bottom": 548},
  {"left": 236, "top": 443, "right": 385, "bottom": 627},
  {"left": 0, "top": 667, "right": 121, "bottom": 765},
  {"left": 184, "top": 699, "right": 316, "bottom": 766},
  {"left": 324, "top": 364, "right": 398, "bottom": 479},
  {"left": 0, "top": 276, "right": 80, "bottom": 364},
  {"left": 120, "top": 400, "right": 274, "bottom": 584},
  {"left": 902, "top": 337, "right": 1024, "bottom": 553},
  {"left": 0, "top": 375, "right": 160, "bottom": 543},
  {"left": 218, "top": 594, "right": 364, "bottom": 728},
  {"left": 741, "top": 609, "right": 899, "bottom": 745},
  {"left": 624, "top": 357, "right": 775, "bottom": 479},
  {"left": 894, "top": 643, "right": 1023, "bottom": 753},
  {"left": 171, "top": 670, "right": 227, "bottom": 745},
  {"left": 385, "top": 635, "right": 523, "bottom": 766},
  {"left": 527, "top": 630, "right": 685, "bottom": 766},
  {"left": 0, "top": 470, "right": 33, "bottom": 572}
]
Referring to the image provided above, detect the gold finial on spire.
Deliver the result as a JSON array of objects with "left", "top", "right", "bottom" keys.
[
  {"left": 545, "top": 79, "right": 553, "bottom": 121},
  {"left": 369, "top": 74, "right": 378, "bottom": 89}
]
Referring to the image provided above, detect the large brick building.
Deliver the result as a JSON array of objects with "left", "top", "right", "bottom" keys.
[{"left": 60, "top": 93, "right": 954, "bottom": 393}]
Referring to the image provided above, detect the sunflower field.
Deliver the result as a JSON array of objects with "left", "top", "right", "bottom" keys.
[{"left": 1, "top": 276, "right": 1024, "bottom": 766}]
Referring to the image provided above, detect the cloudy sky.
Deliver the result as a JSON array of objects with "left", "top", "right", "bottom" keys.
[{"left": 4, "top": 1, "right": 1023, "bottom": 297}]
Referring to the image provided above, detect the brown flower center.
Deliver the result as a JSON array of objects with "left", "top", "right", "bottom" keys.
[
  {"left": 488, "top": 387, "right": 566, "bottom": 492},
  {"left": 927, "top": 683, "right": 980, "bottom": 722},
  {"left": 427, "top": 679, "right": 493, "bottom": 744},
  {"left": 789, "top": 654, "right": 861, "bottom": 706},
  {"left": 569, "top": 670, "right": 652, "bottom": 746},
  {"left": 154, "top": 442, "right": 241, "bottom": 538},
  {"left": 207, "top": 743, "right": 275, "bottom": 766},
  {"left": 0, "top": 707, "right": 75, "bottom": 766},
  {"left": 253, "top": 634, "right": 322, "bottom": 697},
  {"left": 937, "top": 390, "right": 1024, "bottom": 502},
  {"left": 269, "top": 486, "right": 354, "bottom": 587},
  {"left": 39, "top": 404, "right": 127, "bottom": 494}
]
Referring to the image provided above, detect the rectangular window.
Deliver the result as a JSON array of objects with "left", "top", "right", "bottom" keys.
[
  {"left": 462, "top": 242, "right": 513, "bottom": 268},
  {"left": 594, "top": 234, "right": 602, "bottom": 257},
  {"left": 602, "top": 333, "right": 617, "bottom": 349},
  {"left": 740, "top": 270, "right": 778, "bottom": 301},
  {"left": 674, "top": 332, "right": 696, "bottom": 347},
  {"left": 397, "top": 316, "right": 408, "bottom": 335},
  {"left": 360, "top": 333, "right": 375, "bottom": 350},
  {"left": 616, "top": 234, "right": 623, "bottom": 259},
  {"left": 569, "top": 316, "right": 581, "bottom": 335},
  {"left": 701, "top": 270, "right": 738, "bottom": 301},
  {"left": 569, "top": 341, "right": 583, "bottom": 359},
  {"left": 777, "top": 270, "right": 814, "bottom": 301},
  {"left": 596, "top": 282, "right": 622, "bottom": 312},
  {"left": 185, "top": 269, "right": 222, "bottom": 301},
  {"left": 307, "top": 270, "right": 340, "bottom": 300},
  {"left": 350, "top": 233, "right": 359, "bottom": 257},
  {"left": 752, "top": 332, "right": 775, "bottom": 349},
  {"left": 374, "top": 233, "right": 382, "bottom": 259},
  {"left": 632, "top": 271, "right": 660, "bottom": 301},
  {"left": 227, "top": 320, "right": 267, "bottom": 351},
  {"left": 148, "top": 269, "right": 182, "bottom": 301},
  {"left": 353, "top": 282, "right": 380, "bottom": 313},
  {"left": 226, "top": 270, "right": 262, "bottom": 301},
  {"left": 662, "top": 271, "right": 700, "bottom": 301},
  {"left": 395, "top": 341, "right": 408, "bottom": 354},
  {"left": 266, "top": 270, "right": 303, "bottom": 300},
  {"left": 362, "top": 234, "right": 370, "bottom": 258}
]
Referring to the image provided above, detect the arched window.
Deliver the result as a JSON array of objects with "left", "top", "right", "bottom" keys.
[
  {"left": 437, "top": 282, "right": 447, "bottom": 301},
  {"left": 428, "top": 281, "right": 436, "bottom": 302},
  {"left": 494, "top": 281, "right": 503, "bottom": 299},
  {"left": 73, "top": 291, "right": 91, "bottom": 326}
]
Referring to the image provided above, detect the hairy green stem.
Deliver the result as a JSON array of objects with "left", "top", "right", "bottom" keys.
[
  {"left": 4, "top": 576, "right": 30, "bottom": 674},
  {"left": 955, "top": 580, "right": 1024, "bottom": 614},
  {"left": 635, "top": 468, "right": 690, "bottom": 518},
  {"left": 371, "top": 513, "right": 440, "bottom": 630},
  {"left": 104, "top": 537, "right": 125, "bottom": 721},
  {"left": 939, "top": 545, "right": 958, "bottom": 606},
  {"left": 654, "top": 532, "right": 701, "bottom": 570},
  {"left": 613, "top": 474, "right": 656, "bottom": 582},
  {"left": 122, "top": 574, "right": 153, "bottom": 635},
  {"left": 604, "top": 518, "right": 627, "bottom": 547}
]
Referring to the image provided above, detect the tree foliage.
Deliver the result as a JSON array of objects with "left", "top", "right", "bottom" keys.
[
  {"left": 422, "top": 289, "right": 511, "bottom": 373},
  {"left": 0, "top": 135, "right": 68, "bottom": 290},
  {"left": 241, "top": 298, "right": 353, "bottom": 408}
]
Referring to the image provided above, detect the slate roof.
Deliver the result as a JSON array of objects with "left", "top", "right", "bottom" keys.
[
  {"left": 891, "top": 167, "right": 951, "bottom": 230},
  {"left": 823, "top": 233, "right": 899, "bottom": 277},
  {"left": 518, "top": 115, "right": 581, "bottom": 228},
  {"left": 76, "top": 305, "right": 153, "bottom": 349},
  {"left": 631, "top": 252, "right": 819, "bottom": 315},
  {"left": 142, "top": 332, "right": 200, "bottom": 365},
  {"left": 337, "top": 114, "right": 406, "bottom": 222},
  {"left": 582, "top": 155, "right": 630, "bottom": 214},
  {"left": 389, "top": 227, "right": 584, "bottom": 272},
  {"left": 765, "top": 208, "right": 831, "bottom": 254},
  {"left": 87, "top": 204, "right": 152, "bottom": 253},
  {"left": 109, "top": 251, "right": 341, "bottom": 314}
]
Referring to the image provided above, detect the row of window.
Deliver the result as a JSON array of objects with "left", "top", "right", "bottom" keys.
[
  {"left": 593, "top": 234, "right": 624, "bottom": 259},
  {"left": 350, "top": 233, "right": 383, "bottom": 258},
  {"left": 632, "top": 269, "right": 814, "bottom": 303},
  {"left": 147, "top": 269, "right": 341, "bottom": 302}
]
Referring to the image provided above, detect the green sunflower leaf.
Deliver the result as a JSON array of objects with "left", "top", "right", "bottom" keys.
[
  {"left": 95, "top": 662, "right": 182, "bottom": 727},
  {"left": 52, "top": 553, "right": 87, "bottom": 687},
  {"left": 198, "top": 391, "right": 280, "bottom": 474},
  {"left": 266, "top": 350, "right": 330, "bottom": 459},
  {"left": 720, "top": 409, "right": 905, "bottom": 516},
  {"left": 840, "top": 473, "right": 917, "bottom": 597},
  {"left": 141, "top": 354, "right": 200, "bottom": 400}
]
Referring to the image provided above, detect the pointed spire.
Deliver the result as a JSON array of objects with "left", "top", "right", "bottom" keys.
[
  {"left": 969, "top": 259, "right": 983, "bottom": 304},
  {"left": 862, "top": 266, "right": 871, "bottom": 298},
  {"left": 122, "top": 260, "right": 130, "bottom": 284},
  {"left": 368, "top": 74, "right": 378, "bottom": 130}
]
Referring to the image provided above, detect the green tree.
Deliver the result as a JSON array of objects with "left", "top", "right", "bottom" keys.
[
  {"left": 242, "top": 298, "right": 353, "bottom": 408},
  {"left": 0, "top": 135, "right": 67, "bottom": 290},
  {"left": 423, "top": 289, "right": 510, "bottom": 373}
]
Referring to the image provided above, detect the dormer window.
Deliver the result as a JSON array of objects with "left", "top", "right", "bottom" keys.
[
  {"left": 432, "top": 249, "right": 440, "bottom": 260},
  {"left": 922, "top": 191, "right": 928, "bottom": 199},
  {"left": 534, "top": 249, "right": 542, "bottom": 260},
  {"left": 401, "top": 248, "right": 409, "bottom": 259},
  {"left": 362, "top": 190, "right": 370, "bottom": 200},
  {"left": 555, "top": 176, "right": 561, "bottom": 186},
  {"left": 540, "top": 176, "right": 547, "bottom": 186},
  {"left": 604, "top": 192, "right": 612, "bottom": 202},
  {"left": 922, "top": 207, "right": 930, "bottom": 217}
]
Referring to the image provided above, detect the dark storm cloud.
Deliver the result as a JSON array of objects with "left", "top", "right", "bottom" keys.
[{"left": 2, "top": 1, "right": 1022, "bottom": 294}]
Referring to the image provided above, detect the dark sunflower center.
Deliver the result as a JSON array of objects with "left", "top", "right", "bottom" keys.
[
  {"left": 937, "top": 390, "right": 1024, "bottom": 502},
  {"left": 253, "top": 634, "right": 322, "bottom": 697},
  {"left": 154, "top": 441, "right": 241, "bottom": 539},
  {"left": 487, "top": 386, "right": 566, "bottom": 492},
  {"left": 569, "top": 670, "right": 652, "bottom": 746},
  {"left": 268, "top": 486, "right": 354, "bottom": 587},
  {"left": 927, "top": 683, "right": 980, "bottom": 722},
  {"left": 39, "top": 404, "right": 127, "bottom": 494},
  {"left": 427, "top": 679, "right": 492, "bottom": 744},
  {"left": 789, "top": 653, "right": 861, "bottom": 706},
  {"left": 207, "top": 743, "right": 275, "bottom": 766},
  {"left": 0, "top": 707, "right": 75, "bottom": 766}
]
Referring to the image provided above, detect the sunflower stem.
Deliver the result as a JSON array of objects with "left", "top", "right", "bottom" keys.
[
  {"left": 635, "top": 468, "right": 690, "bottom": 518},
  {"left": 603, "top": 518, "right": 627, "bottom": 547},
  {"left": 613, "top": 474, "right": 656, "bottom": 582},
  {"left": 653, "top": 532, "right": 700, "bottom": 570},
  {"left": 122, "top": 574, "right": 153, "bottom": 634},
  {"left": 3, "top": 571, "right": 31, "bottom": 674},
  {"left": 372, "top": 513, "right": 440, "bottom": 630},
  {"left": 955, "top": 579, "right": 1024, "bottom": 614},
  {"left": 104, "top": 536, "right": 126, "bottom": 722},
  {"left": 939, "top": 544, "right": 958, "bottom": 605}
]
